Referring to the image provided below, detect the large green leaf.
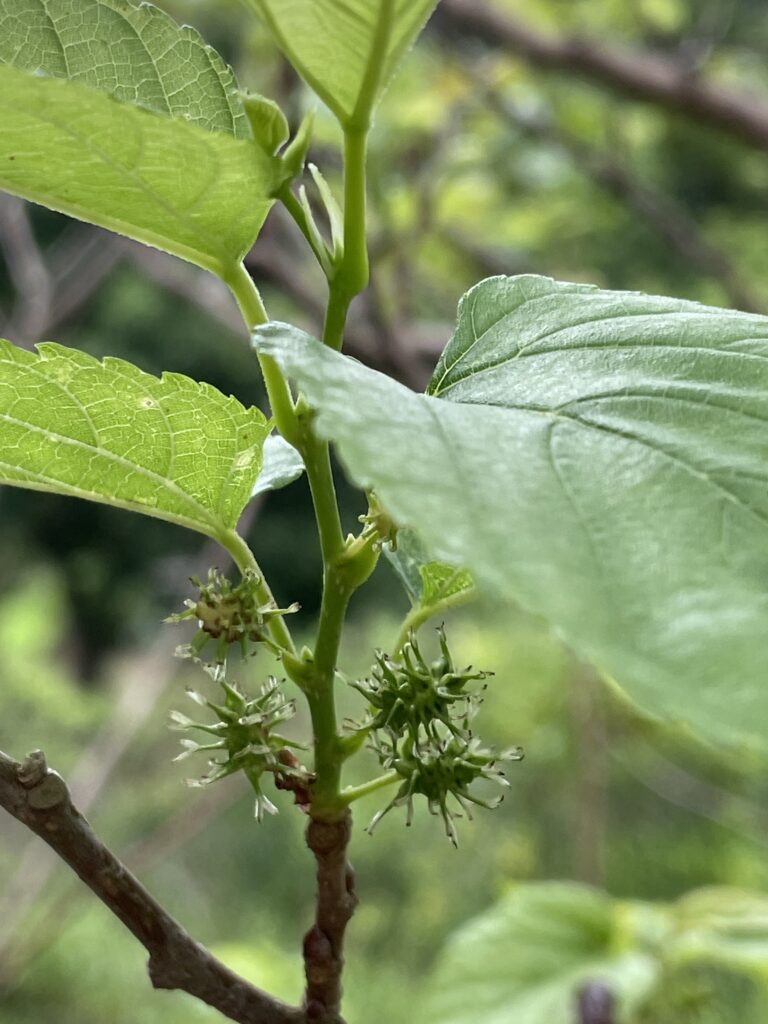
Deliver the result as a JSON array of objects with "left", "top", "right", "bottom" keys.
[
  {"left": 422, "top": 883, "right": 768, "bottom": 1024},
  {"left": 0, "top": 340, "right": 270, "bottom": 539},
  {"left": 247, "top": 0, "right": 439, "bottom": 127},
  {"left": 0, "top": 0, "right": 250, "bottom": 137},
  {"left": 0, "top": 65, "right": 278, "bottom": 276},
  {"left": 421, "top": 883, "right": 659, "bottom": 1024},
  {"left": 255, "top": 276, "right": 768, "bottom": 753}
]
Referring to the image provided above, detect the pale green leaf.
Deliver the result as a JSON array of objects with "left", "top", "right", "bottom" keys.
[
  {"left": 0, "top": 65, "right": 278, "bottom": 275},
  {"left": 0, "top": 339, "right": 270, "bottom": 539},
  {"left": 0, "top": 0, "right": 250, "bottom": 137},
  {"left": 667, "top": 888, "right": 768, "bottom": 975},
  {"left": 255, "top": 276, "right": 768, "bottom": 753},
  {"left": 420, "top": 563, "right": 474, "bottom": 609},
  {"left": 247, "top": 0, "right": 439, "bottom": 127},
  {"left": 251, "top": 434, "right": 305, "bottom": 496},
  {"left": 243, "top": 93, "right": 290, "bottom": 154},
  {"left": 423, "top": 884, "right": 768, "bottom": 1024},
  {"left": 385, "top": 529, "right": 474, "bottom": 609},
  {"left": 384, "top": 528, "right": 428, "bottom": 603},
  {"left": 422, "top": 883, "right": 659, "bottom": 1024}
]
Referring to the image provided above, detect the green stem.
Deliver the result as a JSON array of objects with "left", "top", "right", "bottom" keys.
[
  {"left": 393, "top": 586, "right": 479, "bottom": 657},
  {"left": 341, "top": 770, "right": 400, "bottom": 806},
  {"left": 225, "top": 263, "right": 300, "bottom": 445},
  {"left": 299, "top": 415, "right": 345, "bottom": 566},
  {"left": 219, "top": 530, "right": 295, "bottom": 655},
  {"left": 340, "top": 127, "right": 370, "bottom": 300},
  {"left": 304, "top": 564, "right": 354, "bottom": 815}
]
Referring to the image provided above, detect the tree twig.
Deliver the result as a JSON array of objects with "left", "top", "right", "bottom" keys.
[
  {"left": 438, "top": 0, "right": 768, "bottom": 153},
  {"left": 302, "top": 812, "right": 357, "bottom": 1024},
  {"left": 0, "top": 749, "right": 303, "bottom": 1024}
]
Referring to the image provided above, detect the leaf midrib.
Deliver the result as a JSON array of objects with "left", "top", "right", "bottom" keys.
[{"left": 0, "top": 408, "right": 218, "bottom": 529}]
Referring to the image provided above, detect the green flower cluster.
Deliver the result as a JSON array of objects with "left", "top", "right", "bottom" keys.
[
  {"left": 355, "top": 628, "right": 522, "bottom": 844},
  {"left": 168, "top": 568, "right": 298, "bottom": 663},
  {"left": 369, "top": 733, "right": 523, "bottom": 846},
  {"left": 352, "top": 628, "right": 487, "bottom": 745},
  {"left": 171, "top": 672, "right": 308, "bottom": 821}
]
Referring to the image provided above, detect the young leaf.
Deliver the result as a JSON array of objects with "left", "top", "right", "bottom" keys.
[
  {"left": 246, "top": 0, "right": 439, "bottom": 128},
  {"left": 0, "top": 66, "right": 278, "bottom": 277},
  {"left": 255, "top": 277, "right": 768, "bottom": 754},
  {"left": 251, "top": 435, "right": 305, "bottom": 497},
  {"left": 421, "top": 883, "right": 660, "bottom": 1024},
  {"left": 385, "top": 529, "right": 474, "bottom": 609},
  {"left": 0, "top": 0, "right": 250, "bottom": 137},
  {"left": 0, "top": 340, "right": 270, "bottom": 540}
]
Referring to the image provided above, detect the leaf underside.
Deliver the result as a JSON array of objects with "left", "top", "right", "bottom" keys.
[
  {"left": 0, "top": 66, "right": 277, "bottom": 275},
  {"left": 0, "top": 0, "right": 250, "bottom": 137},
  {"left": 247, "top": 0, "right": 439, "bottom": 126},
  {"left": 256, "top": 275, "right": 768, "bottom": 754},
  {"left": 0, "top": 340, "right": 270, "bottom": 539},
  {"left": 251, "top": 434, "right": 305, "bottom": 497}
]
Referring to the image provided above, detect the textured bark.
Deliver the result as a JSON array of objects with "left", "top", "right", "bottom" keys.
[
  {"left": 0, "top": 749, "right": 303, "bottom": 1024},
  {"left": 302, "top": 813, "right": 357, "bottom": 1023}
]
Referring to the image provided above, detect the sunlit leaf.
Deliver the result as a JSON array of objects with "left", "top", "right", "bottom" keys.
[
  {"left": 0, "top": 66, "right": 278, "bottom": 276},
  {"left": 0, "top": 0, "right": 250, "bottom": 137},
  {"left": 255, "top": 276, "right": 768, "bottom": 753},
  {"left": 0, "top": 340, "right": 270, "bottom": 539},
  {"left": 247, "top": 0, "right": 439, "bottom": 127}
]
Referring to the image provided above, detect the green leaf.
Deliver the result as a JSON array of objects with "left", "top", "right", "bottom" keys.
[
  {"left": 255, "top": 276, "right": 768, "bottom": 753},
  {"left": 421, "top": 883, "right": 660, "bottom": 1024},
  {"left": 243, "top": 93, "right": 290, "bottom": 154},
  {"left": 251, "top": 435, "right": 305, "bottom": 497},
  {"left": 667, "top": 888, "right": 768, "bottom": 975},
  {"left": 0, "top": 340, "right": 270, "bottom": 540},
  {"left": 247, "top": 0, "right": 439, "bottom": 128},
  {"left": 385, "top": 529, "right": 474, "bottom": 609},
  {"left": 0, "top": 0, "right": 250, "bottom": 137},
  {"left": 0, "top": 65, "right": 278, "bottom": 276},
  {"left": 423, "top": 883, "right": 768, "bottom": 1024}
]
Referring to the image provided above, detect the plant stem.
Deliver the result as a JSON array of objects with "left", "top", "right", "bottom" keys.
[
  {"left": 225, "top": 263, "right": 300, "bottom": 445},
  {"left": 341, "top": 771, "right": 400, "bottom": 805},
  {"left": 340, "top": 127, "right": 370, "bottom": 300},
  {"left": 219, "top": 530, "right": 295, "bottom": 655},
  {"left": 392, "top": 585, "right": 479, "bottom": 656}
]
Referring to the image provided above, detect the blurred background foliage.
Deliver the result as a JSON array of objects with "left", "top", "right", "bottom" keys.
[{"left": 1, "top": 0, "right": 768, "bottom": 1021}]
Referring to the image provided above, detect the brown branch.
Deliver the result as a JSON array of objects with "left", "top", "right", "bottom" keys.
[
  {"left": 302, "top": 813, "right": 357, "bottom": 1024},
  {"left": 0, "top": 749, "right": 303, "bottom": 1024},
  {"left": 438, "top": 0, "right": 768, "bottom": 153}
]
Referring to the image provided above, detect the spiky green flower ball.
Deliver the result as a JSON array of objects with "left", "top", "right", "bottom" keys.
[
  {"left": 171, "top": 673, "right": 307, "bottom": 821},
  {"left": 352, "top": 628, "right": 488, "bottom": 745},
  {"left": 368, "top": 732, "right": 523, "bottom": 846}
]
